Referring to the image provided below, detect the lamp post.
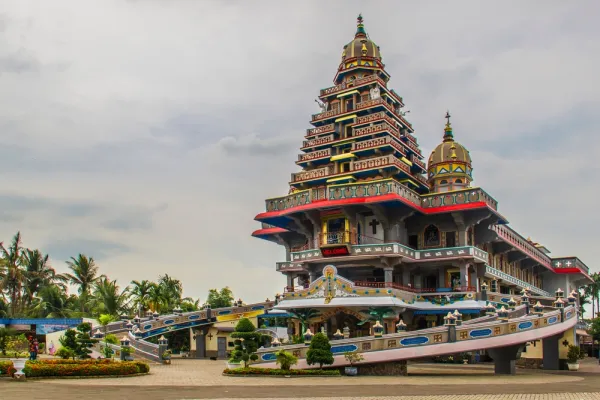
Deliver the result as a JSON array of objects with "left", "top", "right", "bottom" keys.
[
  {"left": 303, "top": 329, "right": 314, "bottom": 345},
  {"left": 372, "top": 321, "right": 384, "bottom": 338}
]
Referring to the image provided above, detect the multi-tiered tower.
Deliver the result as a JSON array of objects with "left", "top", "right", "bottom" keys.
[{"left": 252, "top": 16, "right": 591, "bottom": 338}]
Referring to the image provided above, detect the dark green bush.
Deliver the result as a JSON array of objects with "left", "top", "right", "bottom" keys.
[{"left": 223, "top": 367, "right": 340, "bottom": 376}]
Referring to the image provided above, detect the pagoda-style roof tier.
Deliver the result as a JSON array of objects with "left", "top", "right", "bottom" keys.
[
  {"left": 257, "top": 179, "right": 502, "bottom": 225},
  {"left": 318, "top": 73, "right": 405, "bottom": 108}
]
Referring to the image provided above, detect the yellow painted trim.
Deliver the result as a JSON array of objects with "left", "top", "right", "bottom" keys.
[
  {"left": 398, "top": 178, "right": 419, "bottom": 188},
  {"left": 331, "top": 153, "right": 357, "bottom": 161},
  {"left": 336, "top": 90, "right": 359, "bottom": 98},
  {"left": 332, "top": 139, "right": 356, "bottom": 147},
  {"left": 326, "top": 175, "right": 355, "bottom": 183},
  {"left": 401, "top": 157, "right": 413, "bottom": 166},
  {"left": 335, "top": 114, "right": 357, "bottom": 123},
  {"left": 216, "top": 310, "right": 263, "bottom": 322}
]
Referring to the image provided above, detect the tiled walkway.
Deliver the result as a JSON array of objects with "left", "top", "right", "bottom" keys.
[{"left": 1, "top": 358, "right": 600, "bottom": 399}]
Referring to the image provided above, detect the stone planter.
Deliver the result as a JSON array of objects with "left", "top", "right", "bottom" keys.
[
  {"left": 345, "top": 366, "right": 358, "bottom": 376},
  {"left": 567, "top": 362, "right": 579, "bottom": 371},
  {"left": 10, "top": 358, "right": 26, "bottom": 379},
  {"left": 163, "top": 359, "right": 171, "bottom": 365},
  {"left": 226, "top": 361, "right": 242, "bottom": 370}
]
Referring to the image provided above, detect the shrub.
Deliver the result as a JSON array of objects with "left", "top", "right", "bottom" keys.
[
  {"left": 0, "top": 328, "right": 16, "bottom": 356},
  {"left": 0, "top": 360, "right": 15, "bottom": 376},
  {"left": 306, "top": 332, "right": 334, "bottom": 369},
  {"left": 21, "top": 359, "right": 150, "bottom": 377},
  {"left": 343, "top": 351, "right": 364, "bottom": 366},
  {"left": 105, "top": 334, "right": 119, "bottom": 345},
  {"left": 275, "top": 350, "right": 298, "bottom": 371},
  {"left": 55, "top": 347, "right": 76, "bottom": 360},
  {"left": 230, "top": 318, "right": 262, "bottom": 366},
  {"left": 567, "top": 345, "right": 582, "bottom": 363},
  {"left": 223, "top": 367, "right": 340, "bottom": 376}
]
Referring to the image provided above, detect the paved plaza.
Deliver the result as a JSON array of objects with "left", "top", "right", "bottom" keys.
[{"left": 2, "top": 359, "right": 600, "bottom": 399}]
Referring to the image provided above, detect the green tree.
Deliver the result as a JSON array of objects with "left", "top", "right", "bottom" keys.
[
  {"left": 0, "top": 232, "right": 26, "bottom": 316},
  {"left": 306, "top": 332, "right": 334, "bottom": 369},
  {"left": 23, "top": 249, "right": 67, "bottom": 307},
  {"left": 28, "top": 284, "right": 72, "bottom": 318},
  {"left": 206, "top": 287, "right": 234, "bottom": 308},
  {"left": 0, "top": 327, "right": 16, "bottom": 355},
  {"left": 130, "top": 279, "right": 154, "bottom": 315},
  {"left": 230, "top": 318, "right": 262, "bottom": 367},
  {"left": 74, "top": 322, "right": 97, "bottom": 359},
  {"left": 64, "top": 254, "right": 103, "bottom": 313},
  {"left": 94, "top": 277, "right": 129, "bottom": 316},
  {"left": 59, "top": 328, "right": 78, "bottom": 350},
  {"left": 288, "top": 308, "right": 320, "bottom": 335},
  {"left": 275, "top": 350, "right": 298, "bottom": 371}
]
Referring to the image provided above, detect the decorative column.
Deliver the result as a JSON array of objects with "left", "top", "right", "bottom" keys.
[
  {"left": 120, "top": 335, "right": 132, "bottom": 361},
  {"left": 459, "top": 262, "right": 468, "bottom": 288},
  {"left": 158, "top": 335, "right": 169, "bottom": 363},
  {"left": 384, "top": 266, "right": 394, "bottom": 284},
  {"left": 444, "top": 312, "right": 457, "bottom": 343},
  {"left": 309, "top": 270, "right": 317, "bottom": 284},
  {"left": 480, "top": 281, "right": 488, "bottom": 301}
]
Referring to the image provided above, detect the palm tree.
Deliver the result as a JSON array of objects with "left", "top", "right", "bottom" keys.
[
  {"left": 130, "top": 280, "right": 154, "bottom": 315},
  {"left": 64, "top": 254, "right": 103, "bottom": 313},
  {"left": 0, "top": 232, "right": 26, "bottom": 316},
  {"left": 94, "top": 277, "right": 130, "bottom": 316},
  {"left": 158, "top": 274, "right": 183, "bottom": 311},
  {"left": 585, "top": 276, "right": 600, "bottom": 319},
  {"left": 288, "top": 308, "right": 320, "bottom": 335},
  {"left": 28, "top": 284, "right": 72, "bottom": 318},
  {"left": 23, "top": 249, "right": 67, "bottom": 306},
  {"left": 148, "top": 283, "right": 165, "bottom": 313}
]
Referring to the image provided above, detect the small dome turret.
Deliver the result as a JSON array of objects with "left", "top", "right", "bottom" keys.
[
  {"left": 337, "top": 14, "right": 383, "bottom": 79},
  {"left": 427, "top": 111, "right": 473, "bottom": 192}
]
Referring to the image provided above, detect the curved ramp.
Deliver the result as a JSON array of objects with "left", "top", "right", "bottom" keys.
[{"left": 255, "top": 305, "right": 577, "bottom": 370}]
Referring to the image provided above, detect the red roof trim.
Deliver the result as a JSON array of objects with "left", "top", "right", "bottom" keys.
[
  {"left": 255, "top": 193, "right": 494, "bottom": 221},
  {"left": 251, "top": 227, "right": 288, "bottom": 237}
]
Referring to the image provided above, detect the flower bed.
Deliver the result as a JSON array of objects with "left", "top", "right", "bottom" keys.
[
  {"left": 0, "top": 359, "right": 149, "bottom": 378},
  {"left": 223, "top": 367, "right": 340, "bottom": 376}
]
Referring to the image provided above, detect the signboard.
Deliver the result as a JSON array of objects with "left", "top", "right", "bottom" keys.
[
  {"left": 320, "top": 245, "right": 350, "bottom": 257},
  {"left": 36, "top": 324, "right": 71, "bottom": 335}
]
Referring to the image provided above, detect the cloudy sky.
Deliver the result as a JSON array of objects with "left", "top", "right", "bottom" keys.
[{"left": 0, "top": 0, "right": 598, "bottom": 303}]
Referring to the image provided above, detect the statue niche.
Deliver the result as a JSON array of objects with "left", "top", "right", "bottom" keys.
[{"left": 424, "top": 224, "right": 440, "bottom": 247}]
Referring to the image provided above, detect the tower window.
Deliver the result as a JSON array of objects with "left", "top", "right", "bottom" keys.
[{"left": 455, "top": 179, "right": 463, "bottom": 184}]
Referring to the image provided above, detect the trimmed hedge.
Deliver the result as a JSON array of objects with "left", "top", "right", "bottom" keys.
[
  {"left": 0, "top": 359, "right": 150, "bottom": 378},
  {"left": 223, "top": 367, "right": 340, "bottom": 376}
]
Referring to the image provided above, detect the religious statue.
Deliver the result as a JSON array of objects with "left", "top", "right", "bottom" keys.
[
  {"left": 369, "top": 86, "right": 380, "bottom": 99},
  {"left": 315, "top": 99, "right": 328, "bottom": 113}
]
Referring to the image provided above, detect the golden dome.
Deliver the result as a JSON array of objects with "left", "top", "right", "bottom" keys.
[
  {"left": 341, "top": 15, "right": 382, "bottom": 64},
  {"left": 427, "top": 111, "right": 473, "bottom": 192}
]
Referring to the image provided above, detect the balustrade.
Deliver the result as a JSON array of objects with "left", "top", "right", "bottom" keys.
[
  {"left": 297, "top": 148, "right": 331, "bottom": 163},
  {"left": 291, "top": 165, "right": 334, "bottom": 183},
  {"left": 305, "top": 123, "right": 335, "bottom": 138},
  {"left": 491, "top": 225, "right": 552, "bottom": 268},
  {"left": 302, "top": 134, "right": 335, "bottom": 149}
]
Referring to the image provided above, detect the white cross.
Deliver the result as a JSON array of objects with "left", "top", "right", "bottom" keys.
[
  {"left": 566, "top": 261, "right": 572, "bottom": 267},
  {"left": 555, "top": 261, "right": 561, "bottom": 267}
]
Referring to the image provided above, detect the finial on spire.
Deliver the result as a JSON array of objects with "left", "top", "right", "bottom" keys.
[
  {"left": 355, "top": 13, "right": 366, "bottom": 37},
  {"left": 443, "top": 110, "right": 454, "bottom": 141}
]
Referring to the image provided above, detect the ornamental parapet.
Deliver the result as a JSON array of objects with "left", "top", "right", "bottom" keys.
[
  {"left": 319, "top": 74, "right": 386, "bottom": 97},
  {"left": 421, "top": 188, "right": 498, "bottom": 211},
  {"left": 291, "top": 165, "right": 334, "bottom": 183},
  {"left": 351, "top": 136, "right": 406, "bottom": 156},
  {"left": 290, "top": 244, "right": 489, "bottom": 264},
  {"left": 351, "top": 154, "right": 410, "bottom": 175},
  {"left": 355, "top": 111, "right": 397, "bottom": 128},
  {"left": 352, "top": 121, "right": 399, "bottom": 139},
  {"left": 302, "top": 134, "right": 335, "bottom": 149},
  {"left": 410, "top": 154, "right": 426, "bottom": 171},
  {"left": 265, "top": 189, "right": 312, "bottom": 212},
  {"left": 491, "top": 225, "right": 552, "bottom": 269},
  {"left": 305, "top": 124, "right": 335, "bottom": 138},
  {"left": 255, "top": 306, "right": 574, "bottom": 364},
  {"left": 276, "top": 262, "right": 305, "bottom": 272},
  {"left": 328, "top": 178, "right": 421, "bottom": 207},
  {"left": 484, "top": 265, "right": 551, "bottom": 297},
  {"left": 297, "top": 148, "right": 331, "bottom": 163}
]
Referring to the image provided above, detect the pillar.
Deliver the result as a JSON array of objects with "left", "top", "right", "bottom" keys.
[
  {"left": 457, "top": 228, "right": 468, "bottom": 246},
  {"left": 542, "top": 334, "right": 561, "bottom": 370},
  {"left": 459, "top": 263, "right": 468, "bottom": 287},
  {"left": 309, "top": 270, "right": 317, "bottom": 283},
  {"left": 438, "top": 268, "right": 446, "bottom": 290},
  {"left": 384, "top": 267, "right": 394, "bottom": 284},
  {"left": 488, "top": 344, "right": 523, "bottom": 375},
  {"left": 195, "top": 327, "right": 208, "bottom": 359},
  {"left": 402, "top": 268, "right": 410, "bottom": 286},
  {"left": 286, "top": 274, "right": 294, "bottom": 288}
]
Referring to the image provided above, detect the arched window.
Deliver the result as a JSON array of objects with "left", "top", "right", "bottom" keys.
[
  {"left": 440, "top": 180, "right": 448, "bottom": 185},
  {"left": 455, "top": 179, "right": 462, "bottom": 184},
  {"left": 424, "top": 225, "right": 440, "bottom": 247}
]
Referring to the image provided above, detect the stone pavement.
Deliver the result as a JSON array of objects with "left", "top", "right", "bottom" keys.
[{"left": 1, "top": 358, "right": 600, "bottom": 399}]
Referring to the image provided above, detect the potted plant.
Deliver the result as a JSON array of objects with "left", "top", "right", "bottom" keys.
[
  {"left": 343, "top": 351, "right": 364, "bottom": 376},
  {"left": 162, "top": 350, "right": 172, "bottom": 365},
  {"left": 567, "top": 345, "right": 581, "bottom": 371},
  {"left": 180, "top": 345, "right": 189, "bottom": 358},
  {"left": 9, "top": 334, "right": 30, "bottom": 379}
]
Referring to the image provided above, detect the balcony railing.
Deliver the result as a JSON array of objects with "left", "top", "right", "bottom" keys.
[
  {"left": 291, "top": 165, "right": 334, "bottom": 183},
  {"left": 351, "top": 154, "right": 411, "bottom": 175},
  {"left": 305, "top": 123, "right": 335, "bottom": 138},
  {"left": 297, "top": 148, "right": 331, "bottom": 163},
  {"left": 421, "top": 187, "right": 499, "bottom": 211},
  {"left": 351, "top": 136, "right": 407, "bottom": 156},
  {"left": 353, "top": 281, "right": 476, "bottom": 294},
  {"left": 491, "top": 225, "right": 552, "bottom": 268},
  {"left": 301, "top": 134, "right": 335, "bottom": 149},
  {"left": 319, "top": 74, "right": 385, "bottom": 97},
  {"left": 352, "top": 121, "right": 400, "bottom": 139}
]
